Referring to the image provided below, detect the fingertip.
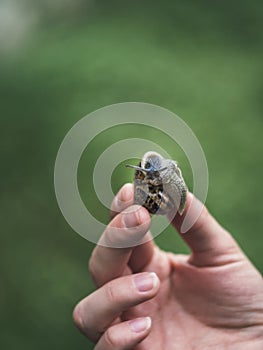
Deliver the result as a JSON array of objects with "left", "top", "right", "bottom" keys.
[
  {"left": 129, "top": 316, "right": 152, "bottom": 333},
  {"left": 122, "top": 205, "right": 140, "bottom": 228},
  {"left": 72, "top": 304, "right": 84, "bottom": 332},
  {"left": 110, "top": 183, "right": 134, "bottom": 218},
  {"left": 96, "top": 317, "right": 152, "bottom": 349},
  {"left": 122, "top": 205, "right": 151, "bottom": 229},
  {"left": 133, "top": 271, "right": 160, "bottom": 294},
  {"left": 99, "top": 206, "right": 151, "bottom": 248},
  {"left": 151, "top": 272, "right": 160, "bottom": 290},
  {"left": 137, "top": 206, "right": 151, "bottom": 226},
  {"left": 120, "top": 183, "right": 134, "bottom": 202}
]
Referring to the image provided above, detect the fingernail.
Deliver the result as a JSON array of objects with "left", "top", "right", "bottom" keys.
[
  {"left": 123, "top": 210, "right": 139, "bottom": 228},
  {"left": 129, "top": 317, "right": 151, "bottom": 333},
  {"left": 116, "top": 193, "right": 131, "bottom": 210},
  {"left": 134, "top": 272, "right": 158, "bottom": 292}
]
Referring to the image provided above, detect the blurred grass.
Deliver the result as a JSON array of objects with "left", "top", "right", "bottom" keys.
[{"left": 1, "top": 0, "right": 263, "bottom": 349}]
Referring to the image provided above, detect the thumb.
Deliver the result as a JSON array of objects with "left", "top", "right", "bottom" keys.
[{"left": 171, "top": 193, "right": 244, "bottom": 267}]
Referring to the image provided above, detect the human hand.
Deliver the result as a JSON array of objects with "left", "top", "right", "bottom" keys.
[{"left": 73, "top": 184, "right": 263, "bottom": 349}]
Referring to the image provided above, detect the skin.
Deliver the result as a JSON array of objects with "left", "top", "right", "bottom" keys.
[{"left": 73, "top": 183, "right": 263, "bottom": 349}]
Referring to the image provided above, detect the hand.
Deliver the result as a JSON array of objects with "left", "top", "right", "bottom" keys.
[{"left": 73, "top": 184, "right": 263, "bottom": 349}]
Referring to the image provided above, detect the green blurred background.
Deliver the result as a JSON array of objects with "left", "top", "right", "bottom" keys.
[{"left": 1, "top": 0, "right": 263, "bottom": 349}]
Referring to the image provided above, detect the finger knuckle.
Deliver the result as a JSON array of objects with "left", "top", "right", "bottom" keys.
[
  {"left": 104, "top": 328, "right": 118, "bottom": 348},
  {"left": 104, "top": 281, "right": 118, "bottom": 304}
]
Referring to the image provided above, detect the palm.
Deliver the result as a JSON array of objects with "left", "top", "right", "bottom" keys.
[{"left": 122, "top": 248, "right": 263, "bottom": 349}]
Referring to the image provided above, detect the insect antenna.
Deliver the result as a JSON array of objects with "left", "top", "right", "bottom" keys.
[{"left": 125, "top": 164, "right": 148, "bottom": 172}]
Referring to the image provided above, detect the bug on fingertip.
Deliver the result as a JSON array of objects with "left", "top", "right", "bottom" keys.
[{"left": 126, "top": 151, "right": 188, "bottom": 216}]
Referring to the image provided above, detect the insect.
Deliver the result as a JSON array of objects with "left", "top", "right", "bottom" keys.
[{"left": 126, "top": 151, "right": 188, "bottom": 215}]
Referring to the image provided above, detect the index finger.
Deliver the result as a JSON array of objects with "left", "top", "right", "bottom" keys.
[
  {"left": 89, "top": 210, "right": 151, "bottom": 288},
  {"left": 110, "top": 184, "right": 156, "bottom": 273},
  {"left": 89, "top": 184, "right": 156, "bottom": 287}
]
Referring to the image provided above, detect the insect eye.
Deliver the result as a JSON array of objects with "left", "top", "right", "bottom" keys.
[{"left": 144, "top": 162, "right": 151, "bottom": 169}]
